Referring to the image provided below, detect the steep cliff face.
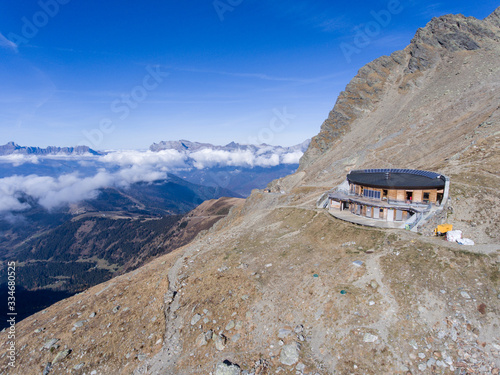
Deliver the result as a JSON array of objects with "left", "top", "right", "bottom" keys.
[
  {"left": 1, "top": 8, "right": 500, "bottom": 375},
  {"left": 301, "top": 7, "right": 500, "bottom": 171}
]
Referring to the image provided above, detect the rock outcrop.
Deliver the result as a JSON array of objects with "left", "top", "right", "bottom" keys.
[{"left": 301, "top": 7, "right": 500, "bottom": 170}]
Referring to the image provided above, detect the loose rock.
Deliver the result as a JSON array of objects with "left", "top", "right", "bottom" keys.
[
  {"left": 461, "top": 291, "right": 471, "bottom": 299},
  {"left": 214, "top": 334, "right": 227, "bottom": 351},
  {"left": 53, "top": 349, "right": 71, "bottom": 364},
  {"left": 205, "top": 330, "right": 213, "bottom": 341},
  {"left": 42, "top": 363, "right": 52, "bottom": 375},
  {"left": 73, "top": 320, "right": 86, "bottom": 328},
  {"left": 278, "top": 328, "right": 292, "bottom": 338},
  {"left": 42, "top": 338, "right": 60, "bottom": 350},
  {"left": 73, "top": 363, "right": 85, "bottom": 370},
  {"left": 215, "top": 360, "right": 241, "bottom": 375},
  {"left": 280, "top": 343, "right": 300, "bottom": 366},
  {"left": 196, "top": 333, "right": 208, "bottom": 347},
  {"left": 191, "top": 314, "right": 202, "bottom": 326},
  {"left": 363, "top": 333, "right": 378, "bottom": 343}
]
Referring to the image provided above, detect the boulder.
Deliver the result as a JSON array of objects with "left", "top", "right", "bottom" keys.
[
  {"left": 195, "top": 333, "right": 208, "bottom": 347},
  {"left": 215, "top": 360, "right": 241, "bottom": 375},
  {"left": 53, "top": 349, "right": 71, "bottom": 364},
  {"left": 214, "top": 334, "right": 227, "bottom": 351},
  {"left": 363, "top": 333, "right": 378, "bottom": 343},
  {"left": 191, "top": 313, "right": 202, "bottom": 325},
  {"left": 280, "top": 343, "right": 300, "bottom": 366}
]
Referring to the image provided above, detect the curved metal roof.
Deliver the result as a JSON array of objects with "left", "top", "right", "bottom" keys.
[{"left": 347, "top": 169, "right": 446, "bottom": 190}]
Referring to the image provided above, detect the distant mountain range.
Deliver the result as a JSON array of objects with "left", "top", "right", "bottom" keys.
[
  {"left": 148, "top": 139, "right": 310, "bottom": 195},
  {"left": 0, "top": 141, "right": 103, "bottom": 156},
  {"left": 150, "top": 139, "right": 310, "bottom": 154},
  {"left": 1, "top": 139, "right": 310, "bottom": 157},
  {"left": 1, "top": 139, "right": 310, "bottom": 196}
]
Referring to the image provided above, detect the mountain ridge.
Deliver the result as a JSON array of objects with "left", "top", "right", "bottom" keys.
[
  {"left": 150, "top": 139, "right": 310, "bottom": 154},
  {"left": 0, "top": 142, "right": 103, "bottom": 156},
  {"left": 300, "top": 7, "right": 500, "bottom": 168}
]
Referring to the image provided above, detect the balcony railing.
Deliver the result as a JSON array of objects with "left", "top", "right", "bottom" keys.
[
  {"left": 334, "top": 190, "right": 433, "bottom": 210},
  {"left": 386, "top": 199, "right": 432, "bottom": 208}
]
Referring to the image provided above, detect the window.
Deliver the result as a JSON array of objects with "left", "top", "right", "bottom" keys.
[
  {"left": 363, "top": 189, "right": 381, "bottom": 199},
  {"left": 423, "top": 192, "right": 430, "bottom": 199}
]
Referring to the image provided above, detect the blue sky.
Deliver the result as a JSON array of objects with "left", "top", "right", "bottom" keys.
[{"left": 0, "top": 0, "right": 498, "bottom": 150}]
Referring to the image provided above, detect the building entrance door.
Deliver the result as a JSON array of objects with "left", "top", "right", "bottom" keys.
[
  {"left": 396, "top": 210, "right": 403, "bottom": 221},
  {"left": 387, "top": 209, "right": 394, "bottom": 221}
]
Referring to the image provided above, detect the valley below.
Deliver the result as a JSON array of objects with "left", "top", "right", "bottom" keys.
[{"left": 0, "top": 189, "right": 244, "bottom": 328}]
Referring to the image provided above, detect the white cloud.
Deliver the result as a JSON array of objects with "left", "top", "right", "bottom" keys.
[
  {"left": 0, "top": 166, "right": 168, "bottom": 213},
  {"left": 281, "top": 151, "right": 303, "bottom": 164},
  {"left": 1, "top": 146, "right": 303, "bottom": 170},
  {"left": 0, "top": 153, "right": 100, "bottom": 166},
  {"left": 0, "top": 146, "right": 304, "bottom": 214},
  {"left": 114, "top": 165, "right": 166, "bottom": 186},
  {"left": 0, "top": 193, "right": 30, "bottom": 213},
  {"left": 190, "top": 149, "right": 266, "bottom": 169},
  {"left": 100, "top": 149, "right": 188, "bottom": 168},
  {"left": 0, "top": 154, "right": 40, "bottom": 166},
  {"left": 100, "top": 148, "right": 303, "bottom": 169},
  {"left": 189, "top": 149, "right": 303, "bottom": 169},
  {"left": 0, "top": 32, "right": 18, "bottom": 52}
]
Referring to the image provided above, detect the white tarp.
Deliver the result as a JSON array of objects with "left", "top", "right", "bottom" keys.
[
  {"left": 457, "top": 238, "right": 475, "bottom": 246},
  {"left": 446, "top": 230, "right": 462, "bottom": 242}
]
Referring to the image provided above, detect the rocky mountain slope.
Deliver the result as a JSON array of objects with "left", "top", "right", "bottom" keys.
[
  {"left": 0, "top": 174, "right": 240, "bottom": 255},
  {"left": 1, "top": 7, "right": 499, "bottom": 375},
  {"left": 0, "top": 197, "right": 243, "bottom": 329}
]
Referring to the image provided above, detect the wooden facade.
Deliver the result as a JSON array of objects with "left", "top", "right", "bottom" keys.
[
  {"left": 349, "top": 184, "right": 443, "bottom": 204},
  {"left": 330, "top": 184, "right": 443, "bottom": 223}
]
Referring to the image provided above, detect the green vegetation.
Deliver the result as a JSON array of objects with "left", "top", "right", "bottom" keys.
[
  {"left": 15, "top": 215, "right": 182, "bottom": 264},
  {"left": 0, "top": 215, "right": 184, "bottom": 293},
  {"left": 13, "top": 261, "right": 111, "bottom": 292}
]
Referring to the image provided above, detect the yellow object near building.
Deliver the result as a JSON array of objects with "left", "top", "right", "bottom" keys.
[{"left": 435, "top": 224, "right": 453, "bottom": 236}]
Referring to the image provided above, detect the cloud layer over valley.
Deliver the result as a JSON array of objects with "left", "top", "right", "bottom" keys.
[{"left": 0, "top": 141, "right": 307, "bottom": 214}]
